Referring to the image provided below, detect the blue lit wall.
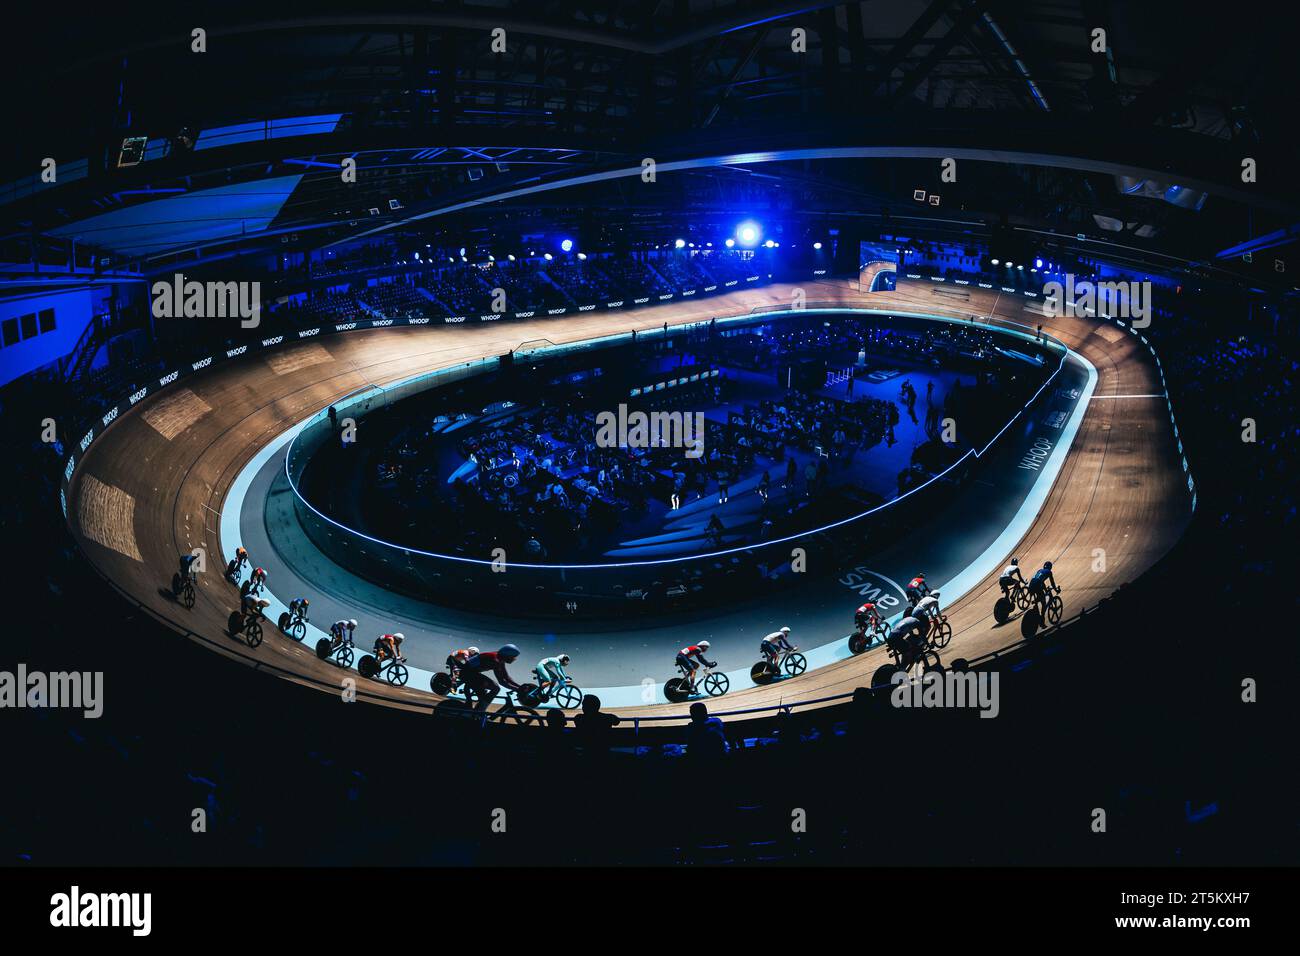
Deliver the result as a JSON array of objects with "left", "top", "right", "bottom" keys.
[{"left": 0, "top": 288, "right": 105, "bottom": 387}]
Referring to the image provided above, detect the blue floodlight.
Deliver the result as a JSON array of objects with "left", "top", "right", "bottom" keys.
[{"left": 560, "top": 238, "right": 574, "bottom": 253}]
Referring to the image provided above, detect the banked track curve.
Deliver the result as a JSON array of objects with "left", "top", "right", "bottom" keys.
[{"left": 66, "top": 278, "right": 1191, "bottom": 723}]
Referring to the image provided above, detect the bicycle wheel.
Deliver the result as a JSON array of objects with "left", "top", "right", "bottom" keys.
[
  {"left": 515, "top": 683, "right": 541, "bottom": 707},
  {"left": 289, "top": 620, "right": 306, "bottom": 642},
  {"left": 387, "top": 662, "right": 409, "bottom": 687},
  {"left": 703, "top": 672, "right": 729, "bottom": 697},
  {"left": 554, "top": 684, "right": 583, "bottom": 709},
  {"left": 245, "top": 622, "right": 263, "bottom": 648},
  {"left": 1015, "top": 587, "right": 1032, "bottom": 611},
  {"left": 315, "top": 638, "right": 333, "bottom": 659},
  {"left": 993, "top": 597, "right": 1012, "bottom": 624},
  {"left": 277, "top": 612, "right": 291, "bottom": 632},
  {"left": 664, "top": 678, "right": 690, "bottom": 703},
  {"left": 1046, "top": 596, "right": 1063, "bottom": 625},
  {"left": 1020, "top": 608, "right": 1041, "bottom": 639},
  {"left": 750, "top": 661, "right": 773, "bottom": 685},
  {"left": 336, "top": 646, "right": 354, "bottom": 669},
  {"left": 783, "top": 652, "right": 807, "bottom": 676},
  {"left": 932, "top": 620, "right": 952, "bottom": 649},
  {"left": 848, "top": 633, "right": 867, "bottom": 655},
  {"left": 357, "top": 655, "right": 379, "bottom": 679},
  {"left": 182, "top": 583, "right": 196, "bottom": 609},
  {"left": 872, "top": 663, "right": 903, "bottom": 689},
  {"left": 430, "top": 672, "right": 453, "bottom": 695}
]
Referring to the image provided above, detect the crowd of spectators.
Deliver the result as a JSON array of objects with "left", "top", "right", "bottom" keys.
[{"left": 266, "top": 252, "right": 764, "bottom": 324}]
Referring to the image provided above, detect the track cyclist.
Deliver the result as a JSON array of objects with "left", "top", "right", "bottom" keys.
[
  {"left": 533, "top": 653, "right": 572, "bottom": 700},
  {"left": 460, "top": 645, "right": 524, "bottom": 711},
  {"left": 759, "top": 627, "right": 795, "bottom": 674}
]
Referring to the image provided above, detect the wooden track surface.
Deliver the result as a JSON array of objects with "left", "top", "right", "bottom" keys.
[{"left": 67, "top": 278, "right": 1190, "bottom": 723}]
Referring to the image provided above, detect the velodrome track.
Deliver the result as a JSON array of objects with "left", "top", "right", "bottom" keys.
[{"left": 66, "top": 277, "right": 1191, "bottom": 724}]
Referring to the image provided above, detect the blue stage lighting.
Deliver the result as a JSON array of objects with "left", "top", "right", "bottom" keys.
[
  {"left": 674, "top": 238, "right": 685, "bottom": 249},
  {"left": 725, "top": 238, "right": 735, "bottom": 248},
  {"left": 1035, "top": 257, "right": 1043, "bottom": 268},
  {"left": 813, "top": 241, "right": 822, "bottom": 250},
  {"left": 560, "top": 238, "right": 574, "bottom": 253},
  {"left": 736, "top": 221, "right": 761, "bottom": 246}
]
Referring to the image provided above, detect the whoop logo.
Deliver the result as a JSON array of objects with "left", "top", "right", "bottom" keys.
[
  {"left": 1019, "top": 436, "right": 1054, "bottom": 471},
  {"left": 837, "top": 566, "right": 906, "bottom": 609}
]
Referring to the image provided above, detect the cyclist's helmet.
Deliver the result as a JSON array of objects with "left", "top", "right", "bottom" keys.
[
  {"left": 467, "top": 646, "right": 480, "bottom": 656},
  {"left": 254, "top": 567, "right": 267, "bottom": 577},
  {"left": 499, "top": 643, "right": 521, "bottom": 660},
  {"left": 301, "top": 598, "right": 310, "bottom": 606},
  {"left": 931, "top": 591, "right": 940, "bottom": 600},
  {"left": 236, "top": 547, "right": 248, "bottom": 558},
  {"left": 780, "top": 626, "right": 791, "bottom": 634},
  {"left": 1010, "top": 558, "right": 1018, "bottom": 566},
  {"left": 392, "top": 632, "right": 405, "bottom": 643},
  {"left": 1044, "top": 560, "right": 1053, "bottom": 570},
  {"left": 559, "top": 654, "right": 571, "bottom": 665},
  {"left": 698, "top": 640, "right": 711, "bottom": 650},
  {"left": 348, "top": 619, "right": 358, "bottom": 629}
]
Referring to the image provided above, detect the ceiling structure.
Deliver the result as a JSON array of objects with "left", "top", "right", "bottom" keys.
[{"left": 3, "top": 0, "right": 1297, "bottom": 289}]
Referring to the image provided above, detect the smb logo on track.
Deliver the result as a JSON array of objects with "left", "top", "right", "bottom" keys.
[{"left": 837, "top": 566, "right": 906, "bottom": 609}]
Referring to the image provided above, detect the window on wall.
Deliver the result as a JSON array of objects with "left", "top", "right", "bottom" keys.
[
  {"left": 2, "top": 318, "right": 18, "bottom": 347},
  {"left": 39, "top": 309, "right": 55, "bottom": 333},
  {"left": 20, "top": 313, "right": 38, "bottom": 339}
]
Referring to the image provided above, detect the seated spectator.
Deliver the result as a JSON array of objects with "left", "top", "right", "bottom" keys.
[{"left": 684, "top": 702, "right": 728, "bottom": 760}]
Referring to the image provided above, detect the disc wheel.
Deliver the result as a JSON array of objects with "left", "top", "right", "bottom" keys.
[
  {"left": 315, "top": 638, "right": 333, "bottom": 659},
  {"left": 1020, "top": 608, "right": 1042, "bottom": 639},
  {"left": 430, "top": 672, "right": 453, "bottom": 695},
  {"left": 872, "top": 663, "right": 902, "bottom": 689},
  {"left": 515, "top": 683, "right": 542, "bottom": 707},
  {"left": 750, "top": 661, "right": 774, "bottom": 685},
  {"left": 783, "top": 652, "right": 807, "bottom": 676},
  {"left": 358, "top": 655, "right": 379, "bottom": 679},
  {"left": 664, "top": 678, "right": 690, "bottom": 703},
  {"left": 848, "top": 633, "right": 868, "bottom": 655},
  {"left": 703, "top": 672, "right": 729, "bottom": 697},
  {"left": 993, "top": 597, "right": 1012, "bottom": 624}
]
